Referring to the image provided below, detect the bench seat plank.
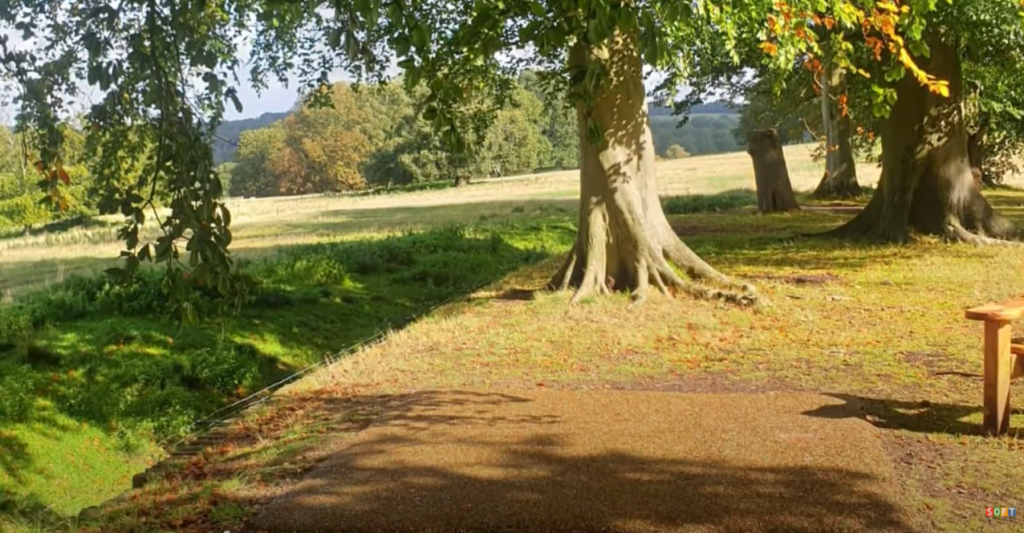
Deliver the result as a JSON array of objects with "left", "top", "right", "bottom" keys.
[{"left": 966, "top": 296, "right": 1024, "bottom": 321}]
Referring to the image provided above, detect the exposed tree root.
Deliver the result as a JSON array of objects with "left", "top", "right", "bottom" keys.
[
  {"left": 545, "top": 235, "right": 758, "bottom": 308},
  {"left": 943, "top": 218, "right": 1024, "bottom": 246}
]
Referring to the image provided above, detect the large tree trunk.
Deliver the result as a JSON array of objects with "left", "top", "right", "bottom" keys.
[
  {"left": 747, "top": 129, "right": 800, "bottom": 213},
  {"left": 830, "top": 33, "right": 1014, "bottom": 243},
  {"left": 814, "top": 66, "right": 861, "bottom": 198},
  {"left": 546, "top": 28, "right": 755, "bottom": 305}
]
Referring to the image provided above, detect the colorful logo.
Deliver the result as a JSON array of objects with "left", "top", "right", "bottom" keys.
[{"left": 987, "top": 507, "right": 1017, "bottom": 518}]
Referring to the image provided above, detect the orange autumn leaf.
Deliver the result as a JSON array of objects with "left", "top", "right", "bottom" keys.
[
  {"left": 865, "top": 36, "right": 883, "bottom": 60},
  {"left": 879, "top": 18, "right": 895, "bottom": 36},
  {"left": 760, "top": 41, "right": 779, "bottom": 56},
  {"left": 57, "top": 166, "right": 70, "bottom": 185},
  {"left": 823, "top": 16, "right": 836, "bottom": 30}
]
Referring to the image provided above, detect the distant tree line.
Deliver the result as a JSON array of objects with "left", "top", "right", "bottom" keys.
[
  {"left": 225, "top": 76, "right": 743, "bottom": 197},
  {"left": 0, "top": 79, "right": 743, "bottom": 230},
  {"left": 226, "top": 73, "right": 578, "bottom": 196}
]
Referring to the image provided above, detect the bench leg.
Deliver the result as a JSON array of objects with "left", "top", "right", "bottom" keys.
[{"left": 984, "top": 320, "right": 1012, "bottom": 436}]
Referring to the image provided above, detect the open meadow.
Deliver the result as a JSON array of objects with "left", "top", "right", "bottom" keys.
[
  {"left": 3, "top": 146, "right": 1024, "bottom": 532},
  {"left": 2, "top": 144, "right": 875, "bottom": 301}
]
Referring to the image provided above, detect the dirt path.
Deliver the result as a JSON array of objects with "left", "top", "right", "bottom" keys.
[{"left": 254, "top": 389, "right": 920, "bottom": 533}]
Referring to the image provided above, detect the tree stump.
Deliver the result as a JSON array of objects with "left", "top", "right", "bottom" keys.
[{"left": 747, "top": 129, "right": 800, "bottom": 213}]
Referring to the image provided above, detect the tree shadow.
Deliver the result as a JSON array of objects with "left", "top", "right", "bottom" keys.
[
  {"left": 274, "top": 198, "right": 579, "bottom": 238},
  {"left": 246, "top": 390, "right": 918, "bottom": 533},
  {"left": 802, "top": 393, "right": 1024, "bottom": 439}
]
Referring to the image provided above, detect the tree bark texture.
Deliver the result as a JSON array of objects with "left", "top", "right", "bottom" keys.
[
  {"left": 814, "top": 66, "right": 861, "bottom": 198},
  {"left": 820, "top": 67, "right": 834, "bottom": 176},
  {"left": 546, "top": 28, "right": 755, "bottom": 305},
  {"left": 830, "top": 33, "right": 1014, "bottom": 243},
  {"left": 967, "top": 123, "right": 987, "bottom": 187},
  {"left": 747, "top": 129, "right": 801, "bottom": 213}
]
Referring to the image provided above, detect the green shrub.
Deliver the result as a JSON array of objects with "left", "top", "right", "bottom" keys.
[
  {"left": 274, "top": 253, "right": 351, "bottom": 286},
  {"left": 0, "top": 306, "right": 33, "bottom": 345},
  {"left": 0, "top": 195, "right": 50, "bottom": 229},
  {"left": 183, "top": 343, "right": 262, "bottom": 396},
  {"left": 0, "top": 365, "right": 37, "bottom": 422},
  {"left": 664, "top": 144, "right": 691, "bottom": 159}
]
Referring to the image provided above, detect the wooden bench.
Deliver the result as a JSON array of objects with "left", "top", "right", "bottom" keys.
[{"left": 965, "top": 297, "right": 1024, "bottom": 435}]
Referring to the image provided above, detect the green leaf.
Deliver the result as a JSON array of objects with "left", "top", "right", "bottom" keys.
[
  {"left": 412, "top": 24, "right": 430, "bottom": 49},
  {"left": 87, "top": 65, "right": 101, "bottom": 85},
  {"left": 406, "top": 64, "right": 422, "bottom": 88},
  {"left": 329, "top": 27, "right": 343, "bottom": 49},
  {"left": 393, "top": 35, "right": 411, "bottom": 57},
  {"left": 884, "top": 66, "right": 906, "bottom": 82},
  {"left": 422, "top": 104, "right": 438, "bottom": 121},
  {"left": 908, "top": 40, "right": 929, "bottom": 58},
  {"left": 227, "top": 89, "right": 243, "bottom": 114}
]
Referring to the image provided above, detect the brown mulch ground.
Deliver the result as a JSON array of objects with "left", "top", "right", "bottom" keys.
[{"left": 253, "top": 389, "right": 921, "bottom": 533}]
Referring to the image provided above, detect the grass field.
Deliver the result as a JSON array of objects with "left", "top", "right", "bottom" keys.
[
  {"left": 3, "top": 145, "right": 1024, "bottom": 532},
  {"left": 1, "top": 144, "right": 863, "bottom": 301}
]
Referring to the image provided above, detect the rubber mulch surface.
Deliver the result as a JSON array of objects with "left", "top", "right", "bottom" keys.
[{"left": 255, "top": 389, "right": 918, "bottom": 533}]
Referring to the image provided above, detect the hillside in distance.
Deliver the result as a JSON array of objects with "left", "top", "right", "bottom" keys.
[
  {"left": 212, "top": 101, "right": 739, "bottom": 165},
  {"left": 213, "top": 111, "right": 289, "bottom": 164}
]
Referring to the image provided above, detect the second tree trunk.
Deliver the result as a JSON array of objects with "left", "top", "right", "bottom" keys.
[
  {"left": 832, "top": 33, "right": 1013, "bottom": 242},
  {"left": 747, "top": 129, "right": 800, "bottom": 213}
]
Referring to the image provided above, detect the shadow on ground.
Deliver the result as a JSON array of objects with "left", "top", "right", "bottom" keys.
[
  {"left": 804, "top": 393, "right": 1024, "bottom": 439},
  {"left": 247, "top": 389, "right": 918, "bottom": 533}
]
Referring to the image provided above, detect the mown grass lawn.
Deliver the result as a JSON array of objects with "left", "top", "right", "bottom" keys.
[{"left": 5, "top": 185, "right": 1024, "bottom": 532}]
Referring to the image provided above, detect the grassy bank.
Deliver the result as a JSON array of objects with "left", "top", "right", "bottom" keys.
[{"left": 0, "top": 218, "right": 575, "bottom": 527}]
